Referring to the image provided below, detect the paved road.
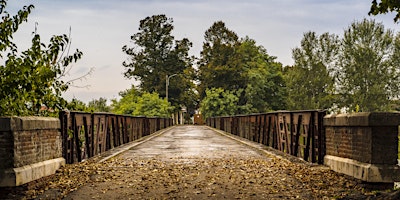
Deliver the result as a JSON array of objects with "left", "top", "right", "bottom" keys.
[
  {"left": 64, "top": 125, "right": 367, "bottom": 199},
  {"left": 120, "top": 125, "right": 267, "bottom": 161}
]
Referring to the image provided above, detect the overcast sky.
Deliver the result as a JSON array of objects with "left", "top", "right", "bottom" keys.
[{"left": 6, "top": 0, "right": 400, "bottom": 104}]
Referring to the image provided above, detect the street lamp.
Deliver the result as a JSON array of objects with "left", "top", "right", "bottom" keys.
[{"left": 166, "top": 74, "right": 178, "bottom": 102}]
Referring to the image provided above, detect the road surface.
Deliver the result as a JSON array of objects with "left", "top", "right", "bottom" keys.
[{"left": 62, "top": 125, "right": 368, "bottom": 199}]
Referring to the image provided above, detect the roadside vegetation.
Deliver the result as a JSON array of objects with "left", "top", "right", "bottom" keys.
[{"left": 2, "top": 0, "right": 400, "bottom": 118}]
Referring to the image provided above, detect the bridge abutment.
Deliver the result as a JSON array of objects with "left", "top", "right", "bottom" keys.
[
  {"left": 324, "top": 112, "right": 400, "bottom": 185},
  {"left": 0, "top": 117, "right": 65, "bottom": 187}
]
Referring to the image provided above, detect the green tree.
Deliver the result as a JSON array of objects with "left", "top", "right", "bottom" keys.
[
  {"left": 0, "top": 1, "right": 33, "bottom": 53},
  {"left": 198, "top": 22, "right": 287, "bottom": 114},
  {"left": 111, "top": 86, "right": 141, "bottom": 115},
  {"left": 87, "top": 97, "right": 110, "bottom": 112},
  {"left": 111, "top": 86, "right": 173, "bottom": 117},
  {"left": 198, "top": 21, "right": 241, "bottom": 99},
  {"left": 337, "top": 19, "right": 400, "bottom": 112},
  {"left": 199, "top": 88, "right": 239, "bottom": 118},
  {"left": 122, "top": 14, "right": 195, "bottom": 114},
  {"left": 285, "top": 31, "right": 338, "bottom": 110},
  {"left": 132, "top": 92, "right": 172, "bottom": 117},
  {"left": 369, "top": 0, "right": 400, "bottom": 22},
  {"left": 236, "top": 37, "right": 287, "bottom": 113},
  {"left": 0, "top": 1, "right": 83, "bottom": 116},
  {"left": 66, "top": 98, "right": 89, "bottom": 111},
  {"left": 122, "top": 14, "right": 174, "bottom": 93}
]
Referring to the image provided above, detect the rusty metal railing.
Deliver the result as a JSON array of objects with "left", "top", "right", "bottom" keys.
[
  {"left": 206, "top": 110, "right": 326, "bottom": 164},
  {"left": 59, "top": 111, "right": 173, "bottom": 164}
]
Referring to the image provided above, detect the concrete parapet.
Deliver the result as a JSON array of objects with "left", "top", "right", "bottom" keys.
[
  {"left": 324, "top": 112, "right": 400, "bottom": 183},
  {"left": 325, "top": 155, "right": 400, "bottom": 182},
  {"left": 0, "top": 157, "right": 65, "bottom": 187}
]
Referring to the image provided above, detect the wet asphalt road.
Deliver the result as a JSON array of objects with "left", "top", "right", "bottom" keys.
[
  {"left": 63, "top": 125, "right": 371, "bottom": 199},
  {"left": 119, "top": 125, "right": 267, "bottom": 161}
]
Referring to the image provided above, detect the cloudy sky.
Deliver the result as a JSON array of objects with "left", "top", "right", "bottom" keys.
[{"left": 6, "top": 0, "right": 400, "bottom": 104}]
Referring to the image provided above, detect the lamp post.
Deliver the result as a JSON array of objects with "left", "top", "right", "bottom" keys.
[{"left": 166, "top": 74, "right": 178, "bottom": 102}]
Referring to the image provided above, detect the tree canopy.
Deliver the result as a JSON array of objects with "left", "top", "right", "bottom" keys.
[
  {"left": 285, "top": 19, "right": 400, "bottom": 112},
  {"left": 369, "top": 0, "right": 400, "bottom": 22},
  {"left": 199, "top": 88, "right": 239, "bottom": 119},
  {"left": 198, "top": 22, "right": 286, "bottom": 117},
  {"left": 236, "top": 37, "right": 287, "bottom": 113},
  {"left": 111, "top": 86, "right": 173, "bottom": 117},
  {"left": 87, "top": 97, "right": 110, "bottom": 112},
  {"left": 122, "top": 14, "right": 197, "bottom": 115},
  {"left": 0, "top": 1, "right": 82, "bottom": 116},
  {"left": 336, "top": 19, "right": 400, "bottom": 112},
  {"left": 285, "top": 31, "right": 338, "bottom": 110},
  {"left": 198, "top": 21, "right": 240, "bottom": 99}
]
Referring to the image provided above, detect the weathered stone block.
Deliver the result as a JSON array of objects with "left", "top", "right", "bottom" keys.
[
  {"left": 324, "top": 112, "right": 400, "bottom": 183},
  {"left": 0, "top": 158, "right": 65, "bottom": 187},
  {"left": 0, "top": 117, "right": 64, "bottom": 187}
]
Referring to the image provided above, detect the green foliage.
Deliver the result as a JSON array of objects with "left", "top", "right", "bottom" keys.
[
  {"left": 111, "top": 86, "right": 173, "bottom": 117},
  {"left": 0, "top": 1, "right": 82, "bottom": 116},
  {"left": 111, "top": 86, "right": 141, "bottom": 115},
  {"left": 337, "top": 19, "right": 400, "bottom": 112},
  {"left": 66, "top": 98, "right": 89, "bottom": 111},
  {"left": 236, "top": 37, "right": 287, "bottom": 113},
  {"left": 122, "top": 14, "right": 196, "bottom": 114},
  {"left": 369, "top": 0, "right": 400, "bottom": 22},
  {"left": 200, "top": 88, "right": 239, "bottom": 118},
  {"left": 132, "top": 92, "right": 172, "bottom": 117},
  {"left": 122, "top": 14, "right": 175, "bottom": 93},
  {"left": 0, "top": 1, "right": 33, "bottom": 53},
  {"left": 286, "top": 19, "right": 400, "bottom": 113},
  {"left": 198, "top": 21, "right": 241, "bottom": 99},
  {"left": 87, "top": 97, "right": 110, "bottom": 112},
  {"left": 285, "top": 31, "right": 338, "bottom": 110},
  {"left": 198, "top": 23, "right": 287, "bottom": 114}
]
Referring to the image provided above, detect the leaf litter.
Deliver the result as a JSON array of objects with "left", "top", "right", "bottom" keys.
[{"left": 1, "top": 148, "right": 399, "bottom": 199}]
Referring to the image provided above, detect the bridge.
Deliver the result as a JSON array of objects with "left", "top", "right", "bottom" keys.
[{"left": 1, "top": 111, "right": 400, "bottom": 199}]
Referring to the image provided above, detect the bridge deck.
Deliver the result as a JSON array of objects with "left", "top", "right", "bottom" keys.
[{"left": 61, "top": 125, "right": 367, "bottom": 199}]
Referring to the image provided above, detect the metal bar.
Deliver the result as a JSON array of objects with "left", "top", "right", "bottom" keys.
[
  {"left": 304, "top": 114, "right": 312, "bottom": 162},
  {"left": 318, "top": 111, "right": 326, "bottom": 164},
  {"left": 72, "top": 113, "right": 82, "bottom": 162},
  {"left": 266, "top": 115, "right": 271, "bottom": 146},
  {"left": 311, "top": 112, "right": 316, "bottom": 163},
  {"left": 289, "top": 113, "right": 294, "bottom": 155},
  {"left": 293, "top": 115, "right": 302, "bottom": 157},
  {"left": 83, "top": 116, "right": 90, "bottom": 159}
]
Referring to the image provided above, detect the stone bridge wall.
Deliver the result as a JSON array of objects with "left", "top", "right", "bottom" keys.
[
  {"left": 324, "top": 112, "right": 400, "bottom": 183},
  {"left": 0, "top": 117, "right": 65, "bottom": 187}
]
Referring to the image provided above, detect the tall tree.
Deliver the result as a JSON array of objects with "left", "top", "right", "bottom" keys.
[
  {"left": 0, "top": 1, "right": 83, "bottom": 116},
  {"left": 369, "top": 0, "right": 400, "bottom": 22},
  {"left": 337, "top": 19, "right": 400, "bottom": 112},
  {"left": 198, "top": 22, "right": 287, "bottom": 114},
  {"left": 236, "top": 37, "right": 287, "bottom": 113},
  {"left": 285, "top": 31, "right": 338, "bottom": 110},
  {"left": 123, "top": 14, "right": 174, "bottom": 93},
  {"left": 122, "top": 14, "right": 195, "bottom": 112},
  {"left": 198, "top": 21, "right": 241, "bottom": 99}
]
